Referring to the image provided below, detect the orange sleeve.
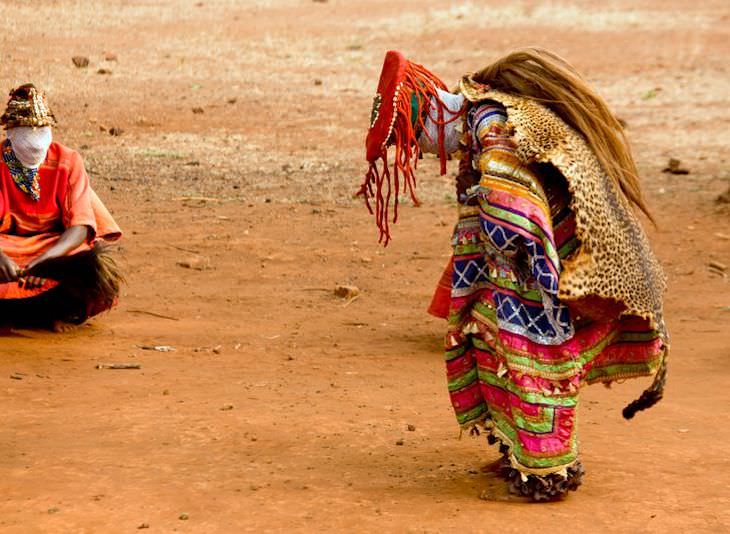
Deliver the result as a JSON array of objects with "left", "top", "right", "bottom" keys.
[{"left": 63, "top": 151, "right": 97, "bottom": 241}]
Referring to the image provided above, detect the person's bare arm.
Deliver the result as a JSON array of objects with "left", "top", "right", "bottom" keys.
[{"left": 19, "top": 225, "right": 90, "bottom": 288}]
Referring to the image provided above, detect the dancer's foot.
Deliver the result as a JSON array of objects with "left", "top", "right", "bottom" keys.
[{"left": 504, "top": 461, "right": 585, "bottom": 502}]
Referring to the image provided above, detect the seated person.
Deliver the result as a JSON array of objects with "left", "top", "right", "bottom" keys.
[{"left": 0, "top": 84, "right": 122, "bottom": 331}]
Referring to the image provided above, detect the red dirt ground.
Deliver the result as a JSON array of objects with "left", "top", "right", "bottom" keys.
[{"left": 0, "top": 1, "right": 728, "bottom": 532}]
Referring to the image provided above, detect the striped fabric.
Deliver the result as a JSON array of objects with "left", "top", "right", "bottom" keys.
[{"left": 444, "top": 102, "right": 664, "bottom": 475}]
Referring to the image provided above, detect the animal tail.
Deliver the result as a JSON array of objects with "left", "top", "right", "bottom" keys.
[{"left": 622, "top": 345, "right": 668, "bottom": 420}]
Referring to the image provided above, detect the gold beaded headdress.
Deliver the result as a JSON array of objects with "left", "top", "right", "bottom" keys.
[{"left": 0, "top": 84, "right": 57, "bottom": 129}]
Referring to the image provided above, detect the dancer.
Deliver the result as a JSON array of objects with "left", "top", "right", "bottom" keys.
[{"left": 360, "top": 49, "right": 668, "bottom": 500}]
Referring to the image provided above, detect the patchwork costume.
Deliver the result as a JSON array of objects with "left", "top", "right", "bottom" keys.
[
  {"left": 361, "top": 51, "right": 668, "bottom": 500},
  {"left": 0, "top": 84, "right": 122, "bottom": 327}
]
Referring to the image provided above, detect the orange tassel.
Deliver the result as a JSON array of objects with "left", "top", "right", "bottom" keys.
[{"left": 358, "top": 60, "right": 464, "bottom": 245}]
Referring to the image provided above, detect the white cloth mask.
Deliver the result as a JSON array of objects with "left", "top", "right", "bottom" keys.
[
  {"left": 7, "top": 126, "right": 53, "bottom": 169},
  {"left": 418, "top": 89, "right": 464, "bottom": 156}
]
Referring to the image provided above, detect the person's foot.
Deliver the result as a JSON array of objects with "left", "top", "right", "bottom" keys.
[{"left": 51, "top": 320, "right": 81, "bottom": 333}]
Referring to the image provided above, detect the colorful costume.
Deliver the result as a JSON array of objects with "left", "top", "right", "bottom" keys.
[
  {"left": 361, "top": 50, "right": 668, "bottom": 500},
  {"left": 0, "top": 84, "right": 122, "bottom": 327}
]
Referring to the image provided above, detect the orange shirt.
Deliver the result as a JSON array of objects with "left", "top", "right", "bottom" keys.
[{"left": 0, "top": 142, "right": 121, "bottom": 299}]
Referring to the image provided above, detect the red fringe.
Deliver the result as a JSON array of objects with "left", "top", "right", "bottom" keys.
[{"left": 358, "top": 61, "right": 464, "bottom": 245}]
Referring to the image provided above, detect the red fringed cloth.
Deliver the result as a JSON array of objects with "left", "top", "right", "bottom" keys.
[{"left": 360, "top": 51, "right": 463, "bottom": 245}]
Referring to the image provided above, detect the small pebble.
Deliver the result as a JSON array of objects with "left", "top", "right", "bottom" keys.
[
  {"left": 661, "top": 158, "right": 689, "bottom": 175},
  {"left": 717, "top": 186, "right": 730, "bottom": 204},
  {"left": 176, "top": 257, "right": 209, "bottom": 271},
  {"left": 72, "top": 56, "right": 89, "bottom": 68},
  {"left": 179, "top": 513, "right": 189, "bottom": 520},
  {"left": 334, "top": 284, "right": 359, "bottom": 299}
]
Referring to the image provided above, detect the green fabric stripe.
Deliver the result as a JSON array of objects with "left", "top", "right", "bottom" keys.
[
  {"left": 513, "top": 407, "right": 554, "bottom": 433},
  {"left": 585, "top": 361, "right": 658, "bottom": 382},
  {"left": 456, "top": 404, "right": 488, "bottom": 425},
  {"left": 503, "top": 353, "right": 579, "bottom": 375},
  {"left": 479, "top": 371, "right": 577, "bottom": 407},
  {"left": 576, "top": 331, "right": 621, "bottom": 368},
  {"left": 616, "top": 331, "right": 660, "bottom": 342},
  {"left": 481, "top": 204, "right": 559, "bottom": 266},
  {"left": 491, "top": 412, "right": 577, "bottom": 468},
  {"left": 445, "top": 344, "right": 467, "bottom": 361},
  {"left": 471, "top": 336, "right": 495, "bottom": 353},
  {"left": 558, "top": 237, "right": 579, "bottom": 259},
  {"left": 491, "top": 278, "right": 542, "bottom": 300},
  {"left": 447, "top": 368, "right": 479, "bottom": 392},
  {"left": 472, "top": 302, "right": 497, "bottom": 322},
  {"left": 496, "top": 326, "right": 615, "bottom": 375}
]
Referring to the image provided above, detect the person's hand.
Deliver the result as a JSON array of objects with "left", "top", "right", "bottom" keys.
[
  {"left": 18, "top": 275, "right": 47, "bottom": 289},
  {"left": 18, "top": 255, "right": 50, "bottom": 289},
  {"left": 22, "top": 225, "right": 89, "bottom": 275},
  {"left": 0, "top": 252, "right": 20, "bottom": 283}
]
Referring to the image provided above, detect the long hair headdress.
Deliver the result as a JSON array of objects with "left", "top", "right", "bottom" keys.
[
  {"left": 471, "top": 47, "right": 653, "bottom": 221},
  {"left": 360, "top": 51, "right": 456, "bottom": 245},
  {"left": 470, "top": 47, "right": 665, "bottom": 416}
]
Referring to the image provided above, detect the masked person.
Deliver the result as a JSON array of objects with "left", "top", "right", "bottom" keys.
[
  {"left": 0, "top": 84, "right": 122, "bottom": 331},
  {"left": 360, "top": 49, "right": 668, "bottom": 500}
]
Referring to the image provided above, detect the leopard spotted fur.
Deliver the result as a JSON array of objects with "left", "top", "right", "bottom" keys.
[{"left": 460, "top": 76, "right": 668, "bottom": 340}]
